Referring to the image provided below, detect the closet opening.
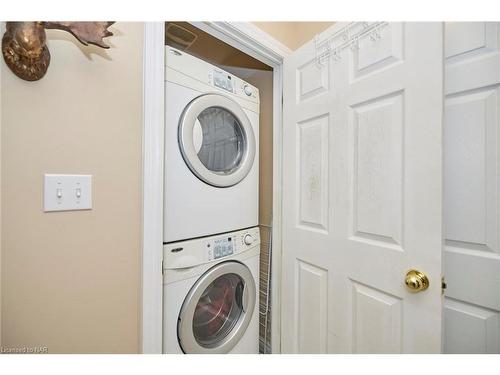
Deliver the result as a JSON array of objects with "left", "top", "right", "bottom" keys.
[{"left": 165, "top": 21, "right": 274, "bottom": 354}]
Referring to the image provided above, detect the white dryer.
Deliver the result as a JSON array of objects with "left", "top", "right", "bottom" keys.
[
  {"left": 163, "top": 227, "right": 260, "bottom": 354},
  {"left": 164, "top": 47, "right": 260, "bottom": 243}
]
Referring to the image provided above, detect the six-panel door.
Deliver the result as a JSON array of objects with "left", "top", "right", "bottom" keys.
[
  {"left": 281, "top": 22, "right": 444, "bottom": 353},
  {"left": 443, "top": 22, "right": 500, "bottom": 354}
]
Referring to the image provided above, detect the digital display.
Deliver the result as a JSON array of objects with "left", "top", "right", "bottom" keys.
[
  {"left": 213, "top": 237, "right": 234, "bottom": 259},
  {"left": 213, "top": 70, "right": 234, "bottom": 93}
]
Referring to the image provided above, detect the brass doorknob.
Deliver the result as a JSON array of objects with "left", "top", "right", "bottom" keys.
[{"left": 405, "top": 270, "right": 429, "bottom": 292}]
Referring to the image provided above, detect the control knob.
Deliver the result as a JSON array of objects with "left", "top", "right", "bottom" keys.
[
  {"left": 243, "top": 233, "right": 254, "bottom": 245},
  {"left": 243, "top": 84, "right": 253, "bottom": 96}
]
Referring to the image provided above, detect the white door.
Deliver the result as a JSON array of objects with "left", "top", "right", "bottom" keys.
[
  {"left": 443, "top": 22, "right": 500, "bottom": 353},
  {"left": 281, "top": 23, "right": 444, "bottom": 353}
]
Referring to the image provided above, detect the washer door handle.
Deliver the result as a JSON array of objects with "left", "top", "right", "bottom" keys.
[{"left": 236, "top": 281, "right": 247, "bottom": 312}]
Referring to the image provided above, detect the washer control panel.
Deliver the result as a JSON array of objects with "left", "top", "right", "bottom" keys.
[
  {"left": 206, "top": 227, "right": 260, "bottom": 262},
  {"left": 212, "top": 236, "right": 234, "bottom": 259},
  {"left": 163, "top": 227, "right": 260, "bottom": 270}
]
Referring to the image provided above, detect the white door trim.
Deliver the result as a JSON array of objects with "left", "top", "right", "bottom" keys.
[
  {"left": 141, "top": 21, "right": 289, "bottom": 353},
  {"left": 191, "top": 22, "right": 292, "bottom": 66},
  {"left": 141, "top": 22, "right": 165, "bottom": 354}
]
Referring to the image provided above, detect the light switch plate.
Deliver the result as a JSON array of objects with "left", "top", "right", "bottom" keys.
[{"left": 44, "top": 174, "right": 92, "bottom": 212}]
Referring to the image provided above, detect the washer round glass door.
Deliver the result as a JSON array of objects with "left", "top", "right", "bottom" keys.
[
  {"left": 178, "top": 93, "right": 256, "bottom": 187},
  {"left": 177, "top": 261, "right": 256, "bottom": 354}
]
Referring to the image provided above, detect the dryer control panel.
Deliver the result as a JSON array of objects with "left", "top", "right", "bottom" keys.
[
  {"left": 163, "top": 227, "right": 261, "bottom": 270},
  {"left": 165, "top": 46, "right": 259, "bottom": 105},
  {"left": 213, "top": 70, "right": 234, "bottom": 93},
  {"left": 211, "top": 69, "right": 258, "bottom": 100}
]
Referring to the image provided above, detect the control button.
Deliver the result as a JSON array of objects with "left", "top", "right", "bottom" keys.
[
  {"left": 243, "top": 84, "right": 252, "bottom": 96},
  {"left": 243, "top": 233, "right": 253, "bottom": 245}
]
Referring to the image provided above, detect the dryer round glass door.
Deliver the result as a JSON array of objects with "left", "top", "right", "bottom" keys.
[
  {"left": 178, "top": 93, "right": 256, "bottom": 187},
  {"left": 177, "top": 261, "right": 256, "bottom": 354}
]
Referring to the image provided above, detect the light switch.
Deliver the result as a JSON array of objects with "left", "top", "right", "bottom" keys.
[{"left": 44, "top": 174, "right": 92, "bottom": 212}]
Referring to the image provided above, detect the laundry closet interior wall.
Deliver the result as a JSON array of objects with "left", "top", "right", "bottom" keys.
[{"left": 165, "top": 22, "right": 274, "bottom": 352}]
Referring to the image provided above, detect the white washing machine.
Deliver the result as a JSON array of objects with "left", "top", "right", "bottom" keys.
[
  {"left": 163, "top": 227, "right": 260, "bottom": 354},
  {"left": 164, "top": 47, "right": 260, "bottom": 243}
]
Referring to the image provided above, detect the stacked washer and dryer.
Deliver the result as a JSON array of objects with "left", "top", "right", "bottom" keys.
[{"left": 163, "top": 47, "right": 261, "bottom": 354}]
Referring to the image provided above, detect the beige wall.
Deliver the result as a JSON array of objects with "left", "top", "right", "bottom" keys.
[
  {"left": 252, "top": 22, "right": 298, "bottom": 50},
  {"left": 1, "top": 22, "right": 143, "bottom": 353},
  {"left": 252, "top": 22, "right": 334, "bottom": 50}
]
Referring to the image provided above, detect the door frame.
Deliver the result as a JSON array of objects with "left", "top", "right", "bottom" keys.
[{"left": 141, "top": 21, "right": 290, "bottom": 353}]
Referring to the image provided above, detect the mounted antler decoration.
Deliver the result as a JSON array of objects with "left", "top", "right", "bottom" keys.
[{"left": 2, "top": 21, "right": 114, "bottom": 81}]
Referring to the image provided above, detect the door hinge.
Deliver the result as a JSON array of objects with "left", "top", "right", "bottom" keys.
[
  {"left": 441, "top": 276, "right": 447, "bottom": 295},
  {"left": 161, "top": 259, "right": 164, "bottom": 275}
]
